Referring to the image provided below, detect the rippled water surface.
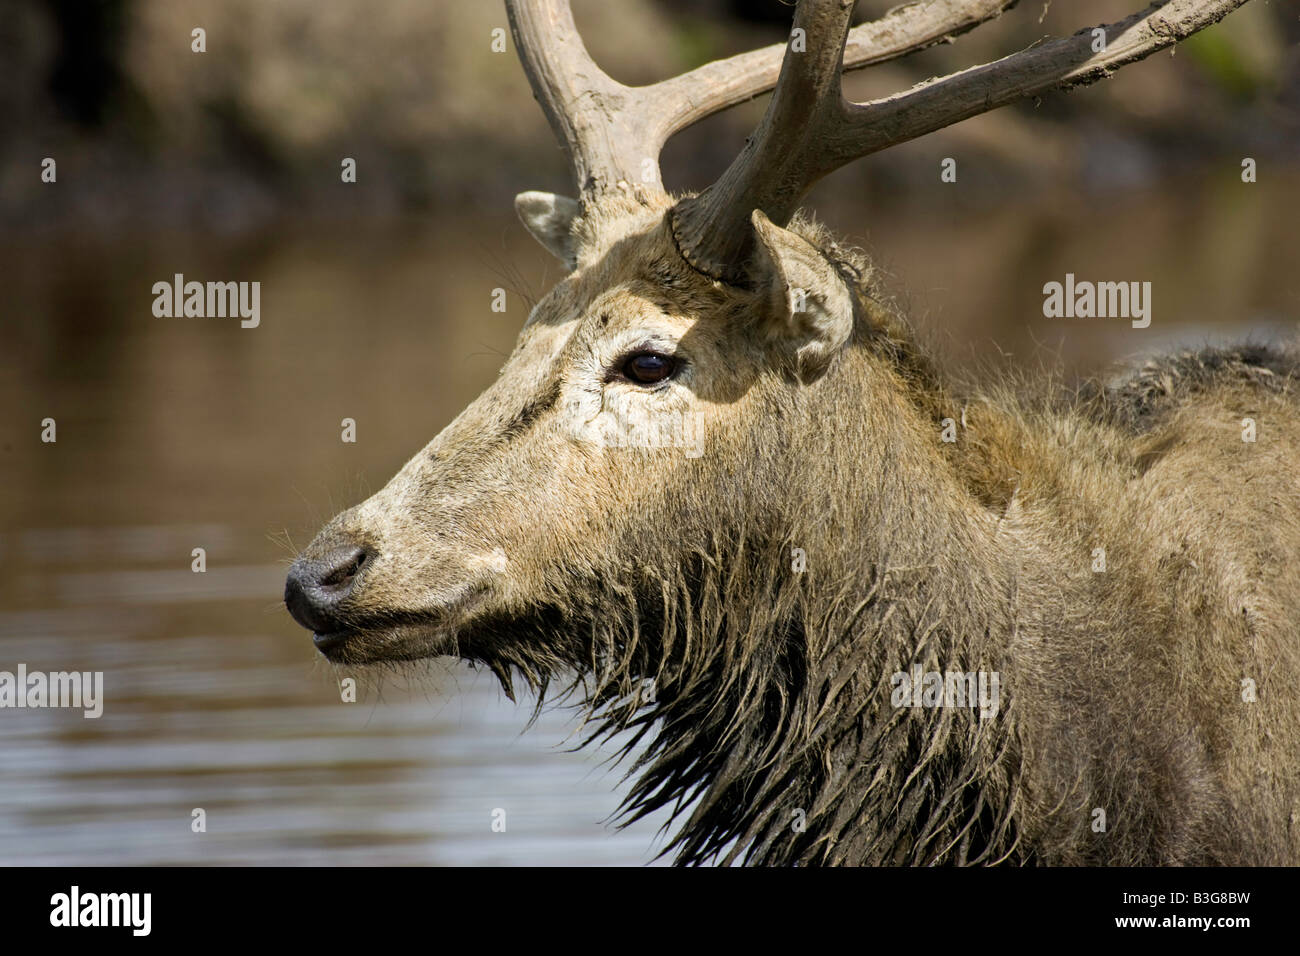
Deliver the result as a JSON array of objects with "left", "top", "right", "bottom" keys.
[{"left": 0, "top": 524, "right": 674, "bottom": 865}]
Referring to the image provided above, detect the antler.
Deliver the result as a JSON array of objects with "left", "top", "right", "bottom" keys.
[
  {"left": 672, "top": 0, "right": 1253, "bottom": 282},
  {"left": 505, "top": 0, "right": 1020, "bottom": 201},
  {"left": 508, "top": 0, "right": 1252, "bottom": 283}
]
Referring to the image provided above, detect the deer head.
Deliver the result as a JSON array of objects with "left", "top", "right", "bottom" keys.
[{"left": 285, "top": 0, "right": 1252, "bottom": 861}]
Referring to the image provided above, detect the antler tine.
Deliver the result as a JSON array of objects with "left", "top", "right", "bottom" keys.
[
  {"left": 672, "top": 0, "right": 1253, "bottom": 285},
  {"left": 506, "top": 0, "right": 653, "bottom": 201},
  {"left": 655, "top": 0, "right": 1020, "bottom": 145},
  {"left": 671, "top": 0, "right": 857, "bottom": 282},
  {"left": 825, "top": 0, "right": 1252, "bottom": 176},
  {"left": 506, "top": 0, "right": 1019, "bottom": 205}
]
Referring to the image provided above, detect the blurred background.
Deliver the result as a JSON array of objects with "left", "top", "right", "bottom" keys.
[{"left": 0, "top": 0, "right": 1297, "bottom": 865}]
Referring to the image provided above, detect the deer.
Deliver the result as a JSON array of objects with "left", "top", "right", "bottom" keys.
[{"left": 285, "top": 0, "right": 1300, "bottom": 866}]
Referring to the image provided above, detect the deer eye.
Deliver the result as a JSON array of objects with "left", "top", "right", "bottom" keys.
[{"left": 621, "top": 351, "right": 676, "bottom": 385}]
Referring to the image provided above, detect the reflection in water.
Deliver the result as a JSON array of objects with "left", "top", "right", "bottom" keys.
[{"left": 0, "top": 174, "right": 1296, "bottom": 864}]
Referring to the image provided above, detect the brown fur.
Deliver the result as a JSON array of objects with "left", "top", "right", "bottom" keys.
[{"left": 292, "top": 190, "right": 1300, "bottom": 865}]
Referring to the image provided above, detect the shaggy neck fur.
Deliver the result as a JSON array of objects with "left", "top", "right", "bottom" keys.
[{"left": 628, "top": 320, "right": 1028, "bottom": 866}]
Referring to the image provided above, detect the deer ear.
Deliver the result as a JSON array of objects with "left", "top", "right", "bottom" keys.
[
  {"left": 750, "top": 209, "right": 853, "bottom": 381},
  {"left": 515, "top": 191, "right": 581, "bottom": 268}
]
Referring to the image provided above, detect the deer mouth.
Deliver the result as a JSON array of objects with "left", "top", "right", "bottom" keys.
[
  {"left": 310, "top": 620, "right": 461, "bottom": 664},
  {"left": 312, "top": 630, "right": 357, "bottom": 655},
  {"left": 307, "top": 583, "right": 494, "bottom": 664}
]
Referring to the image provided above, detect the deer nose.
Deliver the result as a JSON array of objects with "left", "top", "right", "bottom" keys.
[{"left": 284, "top": 543, "right": 373, "bottom": 635}]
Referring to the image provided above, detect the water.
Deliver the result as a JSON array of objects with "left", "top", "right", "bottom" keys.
[
  {"left": 1, "top": 174, "right": 1296, "bottom": 865},
  {"left": 0, "top": 524, "right": 674, "bottom": 866}
]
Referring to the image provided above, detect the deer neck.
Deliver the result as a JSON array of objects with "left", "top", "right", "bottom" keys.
[{"left": 644, "top": 335, "right": 1027, "bottom": 865}]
